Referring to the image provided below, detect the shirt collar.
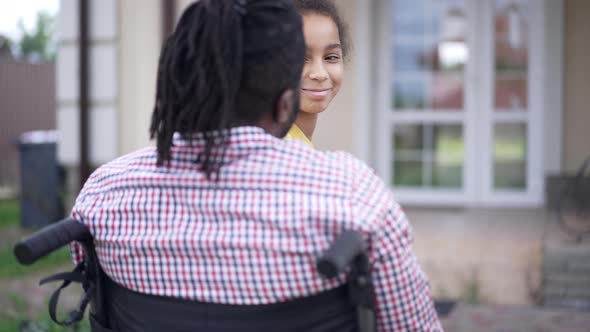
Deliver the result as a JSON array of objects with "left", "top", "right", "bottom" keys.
[
  {"left": 284, "top": 124, "right": 314, "bottom": 148},
  {"left": 171, "top": 126, "right": 279, "bottom": 160}
]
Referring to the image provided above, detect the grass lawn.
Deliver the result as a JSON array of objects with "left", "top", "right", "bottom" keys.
[
  {"left": 0, "top": 245, "right": 72, "bottom": 279},
  {"left": 0, "top": 311, "right": 90, "bottom": 332},
  {"left": 0, "top": 199, "right": 87, "bottom": 331},
  {"left": 0, "top": 199, "right": 19, "bottom": 229},
  {"left": 0, "top": 199, "right": 72, "bottom": 278}
]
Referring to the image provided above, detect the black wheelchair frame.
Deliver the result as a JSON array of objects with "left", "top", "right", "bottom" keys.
[{"left": 14, "top": 218, "right": 376, "bottom": 332}]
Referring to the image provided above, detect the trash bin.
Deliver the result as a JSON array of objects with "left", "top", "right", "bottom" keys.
[{"left": 17, "top": 130, "right": 64, "bottom": 228}]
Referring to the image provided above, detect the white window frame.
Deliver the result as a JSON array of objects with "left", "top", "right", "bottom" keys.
[{"left": 372, "top": 0, "right": 563, "bottom": 207}]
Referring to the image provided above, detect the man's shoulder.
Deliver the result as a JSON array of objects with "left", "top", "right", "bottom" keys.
[
  {"left": 96, "top": 147, "right": 155, "bottom": 172},
  {"left": 81, "top": 147, "right": 156, "bottom": 192},
  {"left": 315, "top": 150, "right": 376, "bottom": 177},
  {"left": 281, "top": 143, "right": 378, "bottom": 182}
]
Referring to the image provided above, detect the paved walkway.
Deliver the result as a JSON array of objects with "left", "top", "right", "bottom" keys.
[{"left": 441, "top": 304, "right": 590, "bottom": 332}]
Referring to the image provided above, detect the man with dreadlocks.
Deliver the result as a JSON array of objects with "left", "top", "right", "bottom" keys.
[{"left": 70, "top": 0, "right": 442, "bottom": 331}]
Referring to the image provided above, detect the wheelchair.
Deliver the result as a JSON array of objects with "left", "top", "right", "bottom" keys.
[{"left": 14, "top": 218, "right": 376, "bottom": 332}]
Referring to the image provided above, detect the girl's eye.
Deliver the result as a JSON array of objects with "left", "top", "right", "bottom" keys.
[{"left": 325, "top": 55, "right": 341, "bottom": 62}]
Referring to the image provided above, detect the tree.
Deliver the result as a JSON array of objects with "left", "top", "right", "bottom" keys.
[
  {"left": 18, "top": 11, "right": 56, "bottom": 62},
  {"left": 0, "top": 34, "right": 15, "bottom": 60}
]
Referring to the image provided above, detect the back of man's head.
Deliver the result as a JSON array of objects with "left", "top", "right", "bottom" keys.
[{"left": 149, "top": 0, "right": 305, "bottom": 177}]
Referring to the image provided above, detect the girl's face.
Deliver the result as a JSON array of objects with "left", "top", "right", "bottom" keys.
[{"left": 300, "top": 14, "right": 344, "bottom": 115}]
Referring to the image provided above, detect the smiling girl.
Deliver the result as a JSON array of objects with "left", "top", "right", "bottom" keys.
[{"left": 285, "top": 0, "right": 350, "bottom": 147}]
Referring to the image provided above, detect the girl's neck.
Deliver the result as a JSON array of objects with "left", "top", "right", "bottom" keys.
[{"left": 295, "top": 112, "right": 318, "bottom": 140}]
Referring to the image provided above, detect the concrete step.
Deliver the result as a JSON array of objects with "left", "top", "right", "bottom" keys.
[
  {"left": 543, "top": 244, "right": 590, "bottom": 273},
  {"left": 544, "top": 273, "right": 590, "bottom": 285},
  {"left": 543, "top": 283, "right": 590, "bottom": 297},
  {"left": 543, "top": 296, "right": 590, "bottom": 310},
  {"left": 542, "top": 243, "right": 590, "bottom": 309},
  {"left": 543, "top": 243, "right": 590, "bottom": 257},
  {"left": 543, "top": 259, "right": 590, "bottom": 273}
]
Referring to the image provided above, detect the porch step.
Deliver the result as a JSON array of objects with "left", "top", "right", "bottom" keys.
[{"left": 542, "top": 243, "right": 590, "bottom": 309}]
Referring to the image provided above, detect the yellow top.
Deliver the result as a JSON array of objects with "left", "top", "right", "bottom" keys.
[{"left": 284, "top": 124, "right": 313, "bottom": 147}]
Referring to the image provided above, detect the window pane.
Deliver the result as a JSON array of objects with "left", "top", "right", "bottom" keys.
[
  {"left": 392, "top": 0, "right": 467, "bottom": 112},
  {"left": 495, "top": 76, "right": 527, "bottom": 109},
  {"left": 433, "top": 125, "right": 463, "bottom": 165},
  {"left": 393, "top": 0, "right": 434, "bottom": 36},
  {"left": 393, "top": 0, "right": 427, "bottom": 17},
  {"left": 432, "top": 163, "right": 462, "bottom": 188},
  {"left": 393, "top": 73, "right": 465, "bottom": 110},
  {"left": 493, "top": 123, "right": 527, "bottom": 190},
  {"left": 432, "top": 125, "right": 463, "bottom": 188},
  {"left": 394, "top": 44, "right": 435, "bottom": 72},
  {"left": 394, "top": 17, "right": 427, "bottom": 36},
  {"left": 431, "top": 73, "right": 464, "bottom": 109},
  {"left": 393, "top": 125, "right": 425, "bottom": 188},
  {"left": 394, "top": 160, "right": 423, "bottom": 186},
  {"left": 393, "top": 80, "right": 427, "bottom": 109},
  {"left": 393, "top": 124, "right": 463, "bottom": 188},
  {"left": 494, "top": 0, "right": 529, "bottom": 111},
  {"left": 394, "top": 124, "right": 424, "bottom": 150}
]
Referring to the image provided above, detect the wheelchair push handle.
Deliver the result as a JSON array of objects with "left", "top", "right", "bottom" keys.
[
  {"left": 316, "top": 230, "right": 366, "bottom": 279},
  {"left": 14, "top": 218, "right": 91, "bottom": 265}
]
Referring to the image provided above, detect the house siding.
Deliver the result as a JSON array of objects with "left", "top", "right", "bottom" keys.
[{"left": 563, "top": 0, "right": 590, "bottom": 172}]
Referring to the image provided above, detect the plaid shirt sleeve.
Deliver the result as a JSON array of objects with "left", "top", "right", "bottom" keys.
[
  {"left": 68, "top": 172, "right": 101, "bottom": 265},
  {"left": 350, "top": 159, "right": 443, "bottom": 331},
  {"left": 69, "top": 236, "right": 85, "bottom": 264}
]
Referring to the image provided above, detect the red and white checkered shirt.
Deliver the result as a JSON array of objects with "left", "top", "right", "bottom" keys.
[{"left": 71, "top": 126, "right": 442, "bottom": 331}]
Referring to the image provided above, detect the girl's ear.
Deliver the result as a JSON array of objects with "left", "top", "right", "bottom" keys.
[{"left": 274, "top": 89, "right": 296, "bottom": 124}]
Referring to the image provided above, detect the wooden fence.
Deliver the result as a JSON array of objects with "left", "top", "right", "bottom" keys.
[{"left": 0, "top": 60, "right": 56, "bottom": 197}]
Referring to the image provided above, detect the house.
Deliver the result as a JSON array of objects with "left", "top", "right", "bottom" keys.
[{"left": 56, "top": 0, "right": 590, "bottom": 306}]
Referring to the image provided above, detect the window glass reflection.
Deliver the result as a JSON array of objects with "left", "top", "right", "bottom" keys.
[
  {"left": 494, "top": 0, "right": 529, "bottom": 111},
  {"left": 393, "top": 124, "right": 463, "bottom": 188},
  {"left": 493, "top": 123, "right": 527, "bottom": 190},
  {"left": 392, "top": 0, "right": 467, "bottom": 112}
]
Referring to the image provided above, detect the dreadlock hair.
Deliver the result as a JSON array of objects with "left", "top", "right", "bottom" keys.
[
  {"left": 294, "top": 0, "right": 351, "bottom": 59},
  {"left": 150, "top": 0, "right": 305, "bottom": 180}
]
